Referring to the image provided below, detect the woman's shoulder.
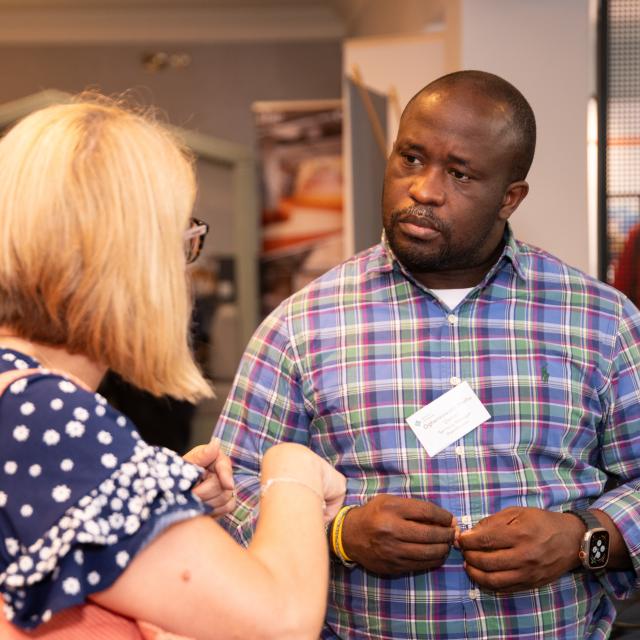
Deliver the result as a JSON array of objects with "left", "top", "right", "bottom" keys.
[
  {"left": 0, "top": 359, "right": 142, "bottom": 541},
  {"left": 0, "top": 351, "right": 139, "bottom": 462}
]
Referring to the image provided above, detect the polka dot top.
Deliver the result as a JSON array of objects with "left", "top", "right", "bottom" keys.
[{"left": 0, "top": 348, "right": 211, "bottom": 629}]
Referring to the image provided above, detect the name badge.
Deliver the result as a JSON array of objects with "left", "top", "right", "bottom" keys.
[{"left": 405, "top": 381, "right": 491, "bottom": 457}]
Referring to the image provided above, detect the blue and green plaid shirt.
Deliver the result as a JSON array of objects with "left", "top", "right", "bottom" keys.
[{"left": 214, "top": 227, "right": 640, "bottom": 639}]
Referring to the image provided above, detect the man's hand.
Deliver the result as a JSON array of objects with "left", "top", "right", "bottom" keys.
[
  {"left": 183, "top": 438, "right": 236, "bottom": 518},
  {"left": 457, "top": 507, "right": 585, "bottom": 592},
  {"left": 341, "top": 495, "right": 456, "bottom": 575}
]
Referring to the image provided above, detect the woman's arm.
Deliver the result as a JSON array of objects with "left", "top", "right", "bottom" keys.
[{"left": 90, "top": 443, "right": 345, "bottom": 640}]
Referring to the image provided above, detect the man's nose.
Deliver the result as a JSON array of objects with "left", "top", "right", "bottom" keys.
[{"left": 408, "top": 168, "right": 445, "bottom": 206}]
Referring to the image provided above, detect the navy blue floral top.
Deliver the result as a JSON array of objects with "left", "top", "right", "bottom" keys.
[{"left": 0, "top": 348, "right": 210, "bottom": 629}]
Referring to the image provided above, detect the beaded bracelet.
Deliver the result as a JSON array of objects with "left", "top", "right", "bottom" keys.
[{"left": 260, "top": 476, "right": 326, "bottom": 510}]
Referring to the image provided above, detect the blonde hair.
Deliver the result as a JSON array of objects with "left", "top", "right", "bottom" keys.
[{"left": 0, "top": 96, "right": 213, "bottom": 402}]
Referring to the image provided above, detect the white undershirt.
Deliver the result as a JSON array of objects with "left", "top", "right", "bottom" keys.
[{"left": 430, "top": 287, "right": 473, "bottom": 310}]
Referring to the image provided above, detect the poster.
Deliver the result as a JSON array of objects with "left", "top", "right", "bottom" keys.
[{"left": 253, "top": 99, "right": 343, "bottom": 317}]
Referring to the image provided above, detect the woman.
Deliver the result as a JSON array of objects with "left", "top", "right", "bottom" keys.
[{"left": 0, "top": 97, "right": 345, "bottom": 639}]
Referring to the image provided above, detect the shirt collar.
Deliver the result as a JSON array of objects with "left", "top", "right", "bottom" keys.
[
  {"left": 365, "top": 224, "right": 529, "bottom": 284},
  {"left": 500, "top": 224, "right": 528, "bottom": 281}
]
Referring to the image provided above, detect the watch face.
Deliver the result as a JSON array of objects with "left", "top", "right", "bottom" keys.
[{"left": 586, "top": 530, "right": 610, "bottom": 569}]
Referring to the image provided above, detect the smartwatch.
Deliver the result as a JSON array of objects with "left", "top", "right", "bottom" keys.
[{"left": 566, "top": 510, "right": 609, "bottom": 571}]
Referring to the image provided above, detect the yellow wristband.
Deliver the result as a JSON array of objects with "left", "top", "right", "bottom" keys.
[
  {"left": 335, "top": 508, "right": 352, "bottom": 561},
  {"left": 330, "top": 507, "right": 346, "bottom": 557},
  {"left": 331, "top": 505, "right": 358, "bottom": 567}
]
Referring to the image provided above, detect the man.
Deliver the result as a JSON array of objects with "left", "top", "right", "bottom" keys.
[{"left": 214, "top": 70, "right": 640, "bottom": 639}]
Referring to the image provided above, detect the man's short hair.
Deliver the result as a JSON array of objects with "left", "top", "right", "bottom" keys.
[{"left": 407, "top": 70, "right": 537, "bottom": 182}]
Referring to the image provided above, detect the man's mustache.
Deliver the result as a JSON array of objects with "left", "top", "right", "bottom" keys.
[{"left": 391, "top": 206, "right": 446, "bottom": 234}]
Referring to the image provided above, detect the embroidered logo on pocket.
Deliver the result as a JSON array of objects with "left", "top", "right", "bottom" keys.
[{"left": 541, "top": 363, "right": 549, "bottom": 383}]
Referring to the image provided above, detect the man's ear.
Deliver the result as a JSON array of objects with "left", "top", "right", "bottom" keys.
[{"left": 498, "top": 181, "right": 529, "bottom": 221}]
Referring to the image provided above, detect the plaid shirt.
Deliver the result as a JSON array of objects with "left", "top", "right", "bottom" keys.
[{"left": 214, "top": 227, "right": 640, "bottom": 639}]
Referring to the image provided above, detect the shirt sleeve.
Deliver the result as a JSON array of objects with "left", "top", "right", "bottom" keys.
[
  {"left": 213, "top": 306, "right": 312, "bottom": 546},
  {"left": 0, "top": 371, "right": 210, "bottom": 629},
  {"left": 590, "top": 299, "right": 640, "bottom": 597}
]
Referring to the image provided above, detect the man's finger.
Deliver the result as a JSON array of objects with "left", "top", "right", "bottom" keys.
[
  {"left": 395, "top": 519, "right": 456, "bottom": 545},
  {"left": 395, "top": 541, "right": 452, "bottom": 563},
  {"left": 457, "top": 525, "right": 515, "bottom": 551},
  {"left": 462, "top": 548, "right": 523, "bottom": 572},
  {"left": 463, "top": 563, "right": 530, "bottom": 592},
  {"left": 398, "top": 498, "right": 454, "bottom": 527}
]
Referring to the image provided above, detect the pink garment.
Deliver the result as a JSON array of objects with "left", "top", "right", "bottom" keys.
[{"left": 0, "top": 602, "right": 193, "bottom": 639}]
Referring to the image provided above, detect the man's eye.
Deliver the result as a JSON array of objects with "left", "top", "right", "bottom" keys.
[
  {"left": 402, "top": 154, "right": 421, "bottom": 166},
  {"left": 449, "top": 169, "right": 470, "bottom": 181}
]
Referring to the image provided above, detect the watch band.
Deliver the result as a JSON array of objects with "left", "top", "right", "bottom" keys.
[{"left": 566, "top": 509, "right": 602, "bottom": 532}]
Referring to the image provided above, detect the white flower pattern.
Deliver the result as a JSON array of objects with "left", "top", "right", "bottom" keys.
[
  {"left": 115, "top": 551, "right": 129, "bottom": 568},
  {"left": 52, "top": 485, "right": 71, "bottom": 503},
  {"left": 19, "top": 402, "right": 35, "bottom": 416},
  {"left": 97, "top": 431, "right": 113, "bottom": 445},
  {"left": 101, "top": 453, "right": 117, "bottom": 469},
  {"left": 5, "top": 538, "right": 19, "bottom": 555},
  {"left": 65, "top": 421, "right": 85, "bottom": 438},
  {"left": 43, "top": 429, "right": 60, "bottom": 446},
  {"left": 62, "top": 577, "right": 80, "bottom": 595},
  {"left": 58, "top": 380, "right": 77, "bottom": 393},
  {"left": 4, "top": 461, "right": 18, "bottom": 474},
  {"left": 13, "top": 425, "right": 29, "bottom": 442},
  {"left": 9, "top": 379, "right": 27, "bottom": 394},
  {"left": 73, "top": 407, "right": 89, "bottom": 422}
]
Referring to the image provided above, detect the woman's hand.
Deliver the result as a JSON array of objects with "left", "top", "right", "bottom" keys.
[
  {"left": 318, "top": 456, "right": 346, "bottom": 524},
  {"left": 183, "top": 438, "right": 236, "bottom": 518}
]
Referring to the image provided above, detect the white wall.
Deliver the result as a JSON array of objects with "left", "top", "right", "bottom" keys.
[
  {"left": 344, "top": 34, "right": 447, "bottom": 142},
  {"left": 461, "top": 0, "right": 593, "bottom": 274}
]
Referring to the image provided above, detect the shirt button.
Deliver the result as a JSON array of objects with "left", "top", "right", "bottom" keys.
[
  {"left": 461, "top": 515, "right": 472, "bottom": 526},
  {"left": 450, "top": 376, "right": 461, "bottom": 386},
  {"left": 468, "top": 589, "right": 480, "bottom": 600},
  {"left": 455, "top": 445, "right": 464, "bottom": 456},
  {"left": 447, "top": 314, "right": 457, "bottom": 325}
]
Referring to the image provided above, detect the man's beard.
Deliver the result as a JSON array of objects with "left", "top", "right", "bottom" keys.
[
  {"left": 384, "top": 205, "right": 457, "bottom": 273},
  {"left": 384, "top": 204, "right": 502, "bottom": 275}
]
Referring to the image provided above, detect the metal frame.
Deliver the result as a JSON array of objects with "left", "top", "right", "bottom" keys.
[{"left": 597, "top": 0, "right": 608, "bottom": 282}]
